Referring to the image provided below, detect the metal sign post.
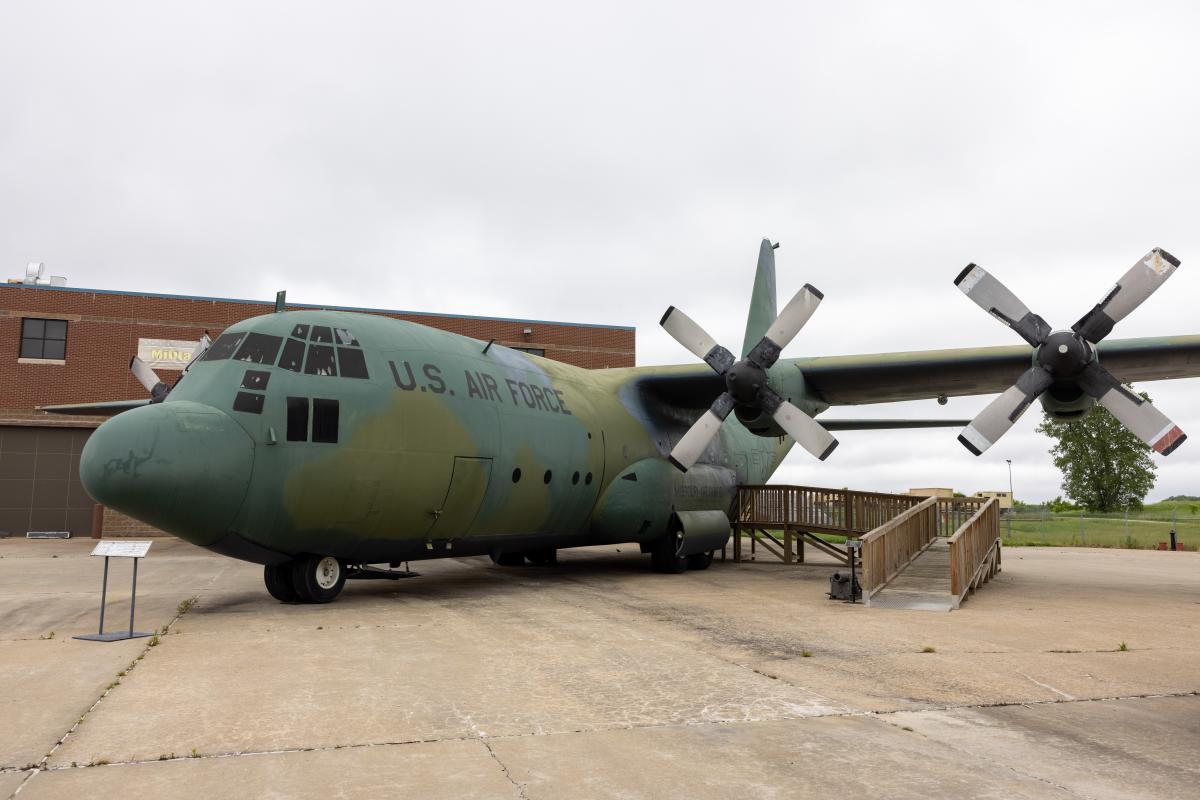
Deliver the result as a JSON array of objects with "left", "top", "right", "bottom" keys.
[
  {"left": 74, "top": 540, "right": 154, "bottom": 642},
  {"left": 845, "top": 539, "right": 862, "bottom": 603}
]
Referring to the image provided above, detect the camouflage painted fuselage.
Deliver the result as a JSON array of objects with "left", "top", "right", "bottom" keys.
[{"left": 80, "top": 310, "right": 796, "bottom": 565}]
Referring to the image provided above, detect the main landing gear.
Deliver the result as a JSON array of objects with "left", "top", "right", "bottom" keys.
[
  {"left": 649, "top": 534, "right": 714, "bottom": 574},
  {"left": 264, "top": 554, "right": 346, "bottom": 604}
]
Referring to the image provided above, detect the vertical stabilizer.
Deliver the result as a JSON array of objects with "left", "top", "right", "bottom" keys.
[{"left": 741, "top": 239, "right": 778, "bottom": 357}]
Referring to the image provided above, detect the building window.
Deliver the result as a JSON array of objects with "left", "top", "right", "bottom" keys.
[{"left": 20, "top": 318, "right": 68, "bottom": 360}]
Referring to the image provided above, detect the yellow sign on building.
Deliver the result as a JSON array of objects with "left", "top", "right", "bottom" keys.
[{"left": 137, "top": 338, "right": 201, "bottom": 370}]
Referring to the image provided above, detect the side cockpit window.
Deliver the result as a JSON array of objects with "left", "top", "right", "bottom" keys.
[
  {"left": 201, "top": 332, "right": 245, "bottom": 361},
  {"left": 304, "top": 344, "right": 337, "bottom": 376},
  {"left": 286, "top": 396, "right": 338, "bottom": 444},
  {"left": 312, "top": 398, "right": 339, "bottom": 443},
  {"left": 279, "top": 338, "right": 305, "bottom": 372},
  {"left": 337, "top": 347, "right": 369, "bottom": 379},
  {"left": 286, "top": 396, "right": 309, "bottom": 441},
  {"left": 234, "top": 333, "right": 283, "bottom": 365}
]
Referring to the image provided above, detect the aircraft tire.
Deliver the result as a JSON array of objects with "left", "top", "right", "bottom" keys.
[
  {"left": 686, "top": 551, "right": 714, "bottom": 571},
  {"left": 264, "top": 563, "right": 299, "bottom": 602},
  {"left": 291, "top": 554, "right": 346, "bottom": 603},
  {"left": 490, "top": 552, "right": 526, "bottom": 567},
  {"left": 525, "top": 549, "right": 557, "bottom": 566},
  {"left": 650, "top": 536, "right": 688, "bottom": 574}
]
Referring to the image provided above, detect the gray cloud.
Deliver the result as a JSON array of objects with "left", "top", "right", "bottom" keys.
[{"left": 3, "top": 1, "right": 1197, "bottom": 501}]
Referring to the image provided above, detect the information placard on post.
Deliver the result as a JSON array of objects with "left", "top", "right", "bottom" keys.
[
  {"left": 91, "top": 540, "right": 153, "bottom": 558},
  {"left": 74, "top": 540, "right": 155, "bottom": 642}
]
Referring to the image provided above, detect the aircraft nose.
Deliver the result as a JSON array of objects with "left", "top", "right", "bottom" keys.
[{"left": 80, "top": 401, "right": 254, "bottom": 546}]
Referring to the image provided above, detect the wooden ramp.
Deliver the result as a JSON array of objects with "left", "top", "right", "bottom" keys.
[
  {"left": 866, "top": 539, "right": 955, "bottom": 611},
  {"left": 862, "top": 498, "right": 1002, "bottom": 612}
]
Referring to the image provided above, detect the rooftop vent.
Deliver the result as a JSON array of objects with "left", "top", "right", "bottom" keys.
[{"left": 17, "top": 262, "right": 66, "bottom": 287}]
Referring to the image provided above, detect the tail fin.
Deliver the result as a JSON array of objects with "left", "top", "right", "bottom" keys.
[{"left": 741, "top": 238, "right": 778, "bottom": 357}]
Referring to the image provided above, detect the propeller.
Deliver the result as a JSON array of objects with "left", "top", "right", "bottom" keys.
[
  {"left": 954, "top": 248, "right": 1186, "bottom": 456},
  {"left": 129, "top": 332, "right": 212, "bottom": 404},
  {"left": 660, "top": 249, "right": 836, "bottom": 472}
]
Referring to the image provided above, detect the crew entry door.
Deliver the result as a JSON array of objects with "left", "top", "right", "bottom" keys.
[{"left": 427, "top": 457, "right": 492, "bottom": 538}]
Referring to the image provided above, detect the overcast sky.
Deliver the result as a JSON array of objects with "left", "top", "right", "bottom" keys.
[{"left": 3, "top": 1, "right": 1198, "bottom": 502}]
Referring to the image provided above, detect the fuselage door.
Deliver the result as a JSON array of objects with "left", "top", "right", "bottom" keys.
[{"left": 428, "top": 456, "right": 493, "bottom": 538}]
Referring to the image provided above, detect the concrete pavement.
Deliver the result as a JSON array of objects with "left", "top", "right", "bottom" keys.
[{"left": 1, "top": 538, "right": 1197, "bottom": 798}]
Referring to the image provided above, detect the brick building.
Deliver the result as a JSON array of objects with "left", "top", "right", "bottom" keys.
[{"left": 0, "top": 282, "right": 636, "bottom": 538}]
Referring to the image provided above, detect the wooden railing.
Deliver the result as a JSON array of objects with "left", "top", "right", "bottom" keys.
[
  {"left": 948, "top": 498, "right": 1001, "bottom": 600},
  {"left": 935, "top": 496, "right": 988, "bottom": 537},
  {"left": 859, "top": 497, "right": 938, "bottom": 598},
  {"left": 735, "top": 485, "right": 925, "bottom": 536}
]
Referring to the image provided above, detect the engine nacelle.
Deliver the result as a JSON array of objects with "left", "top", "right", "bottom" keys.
[
  {"left": 733, "top": 406, "right": 785, "bottom": 437},
  {"left": 1039, "top": 383, "right": 1095, "bottom": 421}
]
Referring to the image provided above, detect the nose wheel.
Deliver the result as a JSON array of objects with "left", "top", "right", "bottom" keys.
[{"left": 263, "top": 555, "right": 347, "bottom": 603}]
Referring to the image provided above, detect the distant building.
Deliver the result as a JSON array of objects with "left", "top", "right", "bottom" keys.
[
  {"left": 908, "top": 487, "right": 955, "bottom": 498},
  {"left": 975, "top": 491, "right": 1013, "bottom": 510}
]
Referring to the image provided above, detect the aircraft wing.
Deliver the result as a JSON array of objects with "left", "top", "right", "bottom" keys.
[
  {"left": 794, "top": 334, "right": 1200, "bottom": 406},
  {"left": 38, "top": 399, "right": 153, "bottom": 415}
]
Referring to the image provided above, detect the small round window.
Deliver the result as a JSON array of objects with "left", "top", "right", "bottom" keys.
[
  {"left": 572, "top": 471, "right": 580, "bottom": 485},
  {"left": 543, "top": 470, "right": 552, "bottom": 484},
  {"left": 512, "top": 468, "right": 522, "bottom": 483},
  {"left": 585, "top": 472, "right": 593, "bottom": 485}
]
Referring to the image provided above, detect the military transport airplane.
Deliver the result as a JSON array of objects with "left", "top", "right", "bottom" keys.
[{"left": 48, "top": 241, "right": 1199, "bottom": 603}]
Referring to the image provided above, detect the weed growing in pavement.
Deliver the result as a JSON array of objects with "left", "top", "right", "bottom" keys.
[{"left": 921, "top": 645, "right": 936, "bottom": 653}]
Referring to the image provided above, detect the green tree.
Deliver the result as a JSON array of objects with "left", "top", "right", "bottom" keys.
[{"left": 1037, "top": 391, "right": 1157, "bottom": 512}]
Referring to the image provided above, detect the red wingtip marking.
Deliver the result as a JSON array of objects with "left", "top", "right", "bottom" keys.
[{"left": 1153, "top": 426, "right": 1186, "bottom": 455}]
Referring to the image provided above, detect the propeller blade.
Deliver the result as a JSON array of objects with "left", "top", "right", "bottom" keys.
[
  {"left": 762, "top": 284, "right": 823, "bottom": 353},
  {"left": 130, "top": 356, "right": 163, "bottom": 394},
  {"left": 957, "top": 366, "right": 1055, "bottom": 456},
  {"left": 1078, "top": 363, "right": 1187, "bottom": 455},
  {"left": 1073, "top": 248, "right": 1181, "bottom": 343},
  {"left": 764, "top": 393, "right": 838, "bottom": 461},
  {"left": 659, "top": 306, "right": 736, "bottom": 374},
  {"left": 667, "top": 394, "right": 735, "bottom": 472},
  {"left": 954, "top": 264, "right": 1052, "bottom": 346},
  {"left": 130, "top": 356, "right": 170, "bottom": 402}
]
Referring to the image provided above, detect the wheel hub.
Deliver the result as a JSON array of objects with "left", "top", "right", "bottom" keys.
[{"left": 315, "top": 556, "right": 340, "bottom": 589}]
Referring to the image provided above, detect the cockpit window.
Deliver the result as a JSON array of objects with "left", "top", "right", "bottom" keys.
[
  {"left": 337, "top": 347, "right": 369, "bottom": 379},
  {"left": 201, "top": 332, "right": 246, "bottom": 361},
  {"left": 304, "top": 343, "right": 337, "bottom": 376},
  {"left": 334, "top": 328, "right": 359, "bottom": 346},
  {"left": 233, "top": 333, "right": 284, "bottom": 365},
  {"left": 309, "top": 326, "right": 333, "bottom": 344},
  {"left": 291, "top": 324, "right": 310, "bottom": 339},
  {"left": 279, "top": 338, "right": 305, "bottom": 372}
]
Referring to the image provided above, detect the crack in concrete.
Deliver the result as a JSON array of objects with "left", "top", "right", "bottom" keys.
[
  {"left": 4, "top": 688, "right": 1193, "bottom": 782},
  {"left": 6, "top": 563, "right": 229, "bottom": 800},
  {"left": 480, "top": 738, "right": 528, "bottom": 799}
]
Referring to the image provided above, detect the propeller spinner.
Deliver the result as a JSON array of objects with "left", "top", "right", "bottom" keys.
[
  {"left": 660, "top": 253, "right": 836, "bottom": 472},
  {"left": 955, "top": 248, "right": 1186, "bottom": 457}
]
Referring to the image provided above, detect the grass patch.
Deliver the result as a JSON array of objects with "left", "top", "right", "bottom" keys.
[
  {"left": 801, "top": 649, "right": 812, "bottom": 658},
  {"left": 920, "top": 645, "right": 936, "bottom": 653},
  {"left": 1118, "top": 641, "right": 1129, "bottom": 652}
]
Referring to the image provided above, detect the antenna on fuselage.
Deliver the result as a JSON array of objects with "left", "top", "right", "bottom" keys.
[
  {"left": 274, "top": 290, "right": 286, "bottom": 313},
  {"left": 482, "top": 338, "right": 496, "bottom": 354}
]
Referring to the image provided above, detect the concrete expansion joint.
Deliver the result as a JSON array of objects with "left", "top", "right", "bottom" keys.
[{"left": 6, "top": 591, "right": 206, "bottom": 800}]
